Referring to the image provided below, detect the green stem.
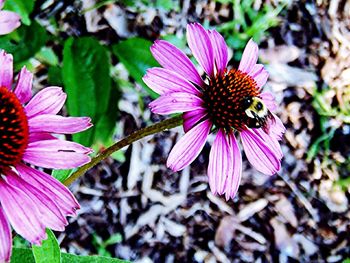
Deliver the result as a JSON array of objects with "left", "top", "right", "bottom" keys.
[{"left": 64, "top": 115, "right": 183, "bottom": 186}]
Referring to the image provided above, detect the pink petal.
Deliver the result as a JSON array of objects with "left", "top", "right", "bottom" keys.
[
  {"left": 16, "top": 163, "right": 80, "bottom": 216},
  {"left": 143, "top": 67, "right": 201, "bottom": 96},
  {"left": 23, "top": 140, "right": 92, "bottom": 169},
  {"left": 0, "top": 11, "right": 21, "bottom": 35},
  {"left": 149, "top": 92, "right": 204, "bottom": 115},
  {"left": 151, "top": 40, "right": 204, "bottom": 86},
  {"left": 28, "top": 115, "right": 92, "bottom": 134},
  {"left": 0, "top": 50, "right": 13, "bottom": 90},
  {"left": 241, "top": 128, "right": 281, "bottom": 175},
  {"left": 29, "top": 132, "right": 57, "bottom": 143},
  {"left": 187, "top": 23, "right": 214, "bottom": 78},
  {"left": 252, "top": 128, "right": 283, "bottom": 160},
  {"left": 0, "top": 208, "right": 11, "bottom": 263},
  {"left": 0, "top": 177, "right": 47, "bottom": 245},
  {"left": 260, "top": 91, "right": 277, "bottom": 111},
  {"left": 14, "top": 66, "right": 33, "bottom": 104},
  {"left": 208, "top": 129, "right": 233, "bottom": 195},
  {"left": 25, "top": 87, "right": 67, "bottom": 118},
  {"left": 238, "top": 39, "right": 259, "bottom": 74},
  {"left": 269, "top": 114, "right": 285, "bottom": 141},
  {"left": 208, "top": 29, "right": 228, "bottom": 76},
  {"left": 5, "top": 173, "right": 67, "bottom": 231},
  {"left": 183, "top": 108, "right": 207, "bottom": 132},
  {"left": 225, "top": 133, "right": 242, "bottom": 200},
  {"left": 167, "top": 119, "right": 212, "bottom": 171}
]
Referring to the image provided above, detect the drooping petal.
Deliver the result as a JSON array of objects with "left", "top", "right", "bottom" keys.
[
  {"left": 260, "top": 91, "right": 277, "bottom": 111},
  {"left": 252, "top": 128, "right": 283, "bottom": 160},
  {"left": 23, "top": 140, "right": 92, "bottom": 169},
  {"left": 187, "top": 23, "right": 214, "bottom": 78},
  {"left": 151, "top": 40, "right": 204, "bottom": 86},
  {"left": 25, "top": 87, "right": 67, "bottom": 118},
  {"left": 208, "top": 129, "right": 232, "bottom": 195},
  {"left": 0, "top": 208, "right": 11, "bottom": 263},
  {"left": 5, "top": 173, "right": 67, "bottom": 231},
  {"left": 28, "top": 115, "right": 92, "bottom": 134},
  {"left": 167, "top": 119, "right": 212, "bottom": 171},
  {"left": 183, "top": 108, "right": 207, "bottom": 132},
  {"left": 208, "top": 29, "right": 228, "bottom": 76},
  {"left": 241, "top": 128, "right": 281, "bottom": 175},
  {"left": 149, "top": 92, "right": 204, "bottom": 115},
  {"left": 16, "top": 163, "right": 80, "bottom": 216},
  {"left": 238, "top": 39, "right": 258, "bottom": 74},
  {"left": 29, "top": 132, "right": 59, "bottom": 143},
  {"left": 0, "top": 178, "right": 47, "bottom": 245},
  {"left": 0, "top": 10, "right": 21, "bottom": 35},
  {"left": 269, "top": 114, "right": 285, "bottom": 141},
  {"left": 143, "top": 67, "right": 201, "bottom": 96},
  {"left": 14, "top": 66, "right": 33, "bottom": 104},
  {"left": 225, "top": 132, "right": 242, "bottom": 200},
  {"left": 0, "top": 50, "right": 13, "bottom": 90}
]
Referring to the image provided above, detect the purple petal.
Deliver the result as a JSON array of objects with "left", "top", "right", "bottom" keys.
[
  {"left": 5, "top": 173, "right": 67, "bottom": 231},
  {"left": 28, "top": 115, "right": 92, "bottom": 134},
  {"left": 14, "top": 66, "right": 33, "bottom": 104},
  {"left": 151, "top": 40, "right": 204, "bottom": 86},
  {"left": 0, "top": 208, "right": 11, "bottom": 263},
  {"left": 241, "top": 128, "right": 281, "bottom": 175},
  {"left": 269, "top": 114, "right": 285, "bottom": 141},
  {"left": 249, "top": 64, "right": 269, "bottom": 88},
  {"left": 0, "top": 0, "right": 4, "bottom": 9},
  {"left": 16, "top": 163, "right": 80, "bottom": 216},
  {"left": 23, "top": 140, "right": 92, "bottom": 169},
  {"left": 260, "top": 92, "right": 277, "bottom": 111},
  {"left": 0, "top": 176, "right": 47, "bottom": 245},
  {"left": 225, "top": 132, "right": 242, "bottom": 200},
  {"left": 0, "top": 50, "right": 13, "bottom": 90},
  {"left": 252, "top": 128, "right": 283, "bottom": 160},
  {"left": 25, "top": 87, "right": 67, "bottom": 118},
  {"left": 167, "top": 119, "right": 212, "bottom": 171},
  {"left": 208, "top": 29, "right": 228, "bottom": 76},
  {"left": 143, "top": 67, "right": 201, "bottom": 96},
  {"left": 208, "top": 129, "right": 233, "bottom": 195},
  {"left": 29, "top": 132, "right": 56, "bottom": 143},
  {"left": 187, "top": 23, "right": 214, "bottom": 78},
  {"left": 238, "top": 39, "right": 258, "bottom": 74},
  {"left": 183, "top": 108, "right": 207, "bottom": 132},
  {"left": 149, "top": 92, "right": 204, "bottom": 115},
  {"left": 0, "top": 11, "right": 21, "bottom": 35}
]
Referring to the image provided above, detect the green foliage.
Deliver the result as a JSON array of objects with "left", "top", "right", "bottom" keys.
[
  {"left": 92, "top": 233, "right": 123, "bottom": 257},
  {"left": 3, "top": 0, "right": 35, "bottom": 25},
  {"left": 0, "top": 21, "right": 48, "bottom": 65},
  {"left": 112, "top": 37, "right": 159, "bottom": 98},
  {"left": 11, "top": 248, "right": 130, "bottom": 263},
  {"left": 51, "top": 169, "right": 73, "bottom": 182},
  {"left": 63, "top": 37, "right": 119, "bottom": 147},
  {"left": 216, "top": 0, "right": 287, "bottom": 58},
  {"left": 32, "top": 229, "right": 61, "bottom": 263}
]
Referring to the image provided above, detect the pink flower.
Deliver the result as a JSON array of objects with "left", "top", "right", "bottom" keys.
[
  {"left": 0, "top": 0, "right": 21, "bottom": 35},
  {"left": 143, "top": 23, "right": 285, "bottom": 200},
  {"left": 0, "top": 51, "right": 92, "bottom": 262}
]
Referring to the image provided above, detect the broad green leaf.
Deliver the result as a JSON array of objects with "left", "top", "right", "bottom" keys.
[
  {"left": 51, "top": 169, "right": 73, "bottom": 182},
  {"left": 12, "top": 248, "right": 130, "bottom": 263},
  {"left": 63, "top": 37, "right": 118, "bottom": 146},
  {"left": 0, "top": 21, "right": 48, "bottom": 63},
  {"left": 112, "top": 38, "right": 159, "bottom": 98},
  {"left": 32, "top": 229, "right": 61, "bottom": 263},
  {"left": 3, "top": 0, "right": 35, "bottom": 25}
]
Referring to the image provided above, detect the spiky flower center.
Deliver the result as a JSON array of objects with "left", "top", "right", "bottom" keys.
[
  {"left": 0, "top": 87, "right": 29, "bottom": 168},
  {"left": 203, "top": 69, "right": 260, "bottom": 131}
]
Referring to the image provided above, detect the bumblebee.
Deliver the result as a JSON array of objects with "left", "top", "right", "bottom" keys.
[{"left": 242, "top": 96, "right": 273, "bottom": 131}]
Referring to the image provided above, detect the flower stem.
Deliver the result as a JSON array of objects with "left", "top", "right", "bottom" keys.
[{"left": 63, "top": 115, "right": 183, "bottom": 186}]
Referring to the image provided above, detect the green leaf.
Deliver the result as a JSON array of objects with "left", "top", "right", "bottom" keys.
[
  {"left": 0, "top": 21, "right": 48, "bottom": 63},
  {"left": 51, "top": 169, "right": 73, "bottom": 182},
  {"left": 12, "top": 248, "right": 131, "bottom": 263},
  {"left": 62, "top": 37, "right": 118, "bottom": 146},
  {"left": 36, "top": 47, "right": 59, "bottom": 66},
  {"left": 3, "top": 0, "right": 35, "bottom": 25},
  {"left": 112, "top": 38, "right": 159, "bottom": 98},
  {"left": 32, "top": 229, "right": 61, "bottom": 263}
]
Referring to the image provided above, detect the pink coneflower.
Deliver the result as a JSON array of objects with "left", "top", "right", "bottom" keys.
[
  {"left": 0, "top": 51, "right": 92, "bottom": 262},
  {"left": 0, "top": 0, "right": 21, "bottom": 35},
  {"left": 143, "top": 23, "right": 285, "bottom": 200}
]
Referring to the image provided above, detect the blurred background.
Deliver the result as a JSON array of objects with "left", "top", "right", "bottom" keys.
[{"left": 2, "top": 0, "right": 350, "bottom": 262}]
